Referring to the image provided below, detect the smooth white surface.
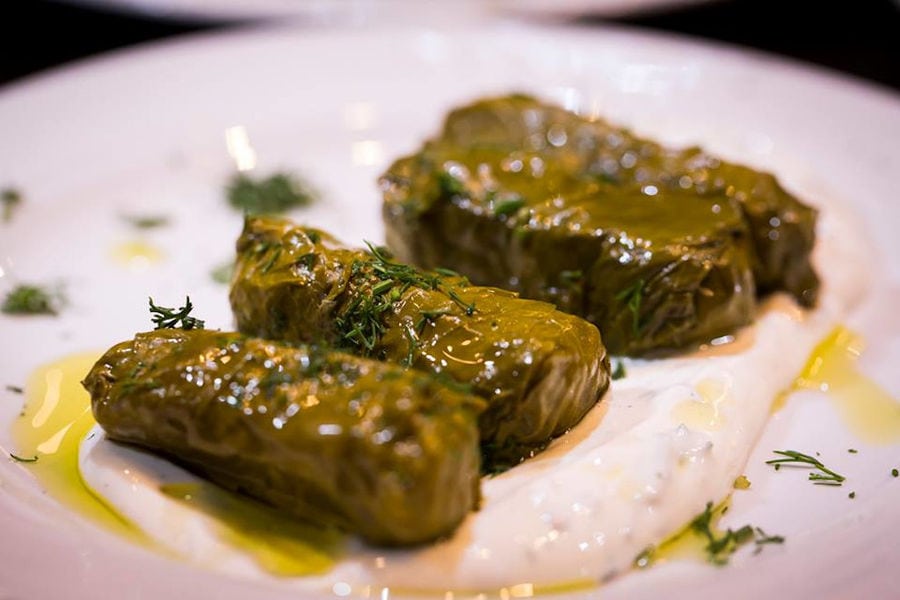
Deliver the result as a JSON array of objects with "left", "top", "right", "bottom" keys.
[
  {"left": 51, "top": 0, "right": 718, "bottom": 24},
  {"left": 1, "top": 22, "right": 899, "bottom": 600}
]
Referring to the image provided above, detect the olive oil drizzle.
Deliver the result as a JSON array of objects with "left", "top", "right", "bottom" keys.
[
  {"left": 9, "top": 352, "right": 344, "bottom": 576},
  {"left": 10, "top": 352, "right": 140, "bottom": 538},
  {"left": 792, "top": 326, "right": 900, "bottom": 443},
  {"left": 635, "top": 498, "right": 783, "bottom": 569},
  {"left": 161, "top": 483, "right": 344, "bottom": 576}
]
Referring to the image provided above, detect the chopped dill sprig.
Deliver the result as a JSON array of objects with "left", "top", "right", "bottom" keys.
[
  {"left": 766, "top": 450, "right": 845, "bottom": 486},
  {"left": 227, "top": 172, "right": 317, "bottom": 215},
  {"left": 690, "top": 502, "right": 755, "bottom": 565},
  {"left": 9, "top": 452, "right": 38, "bottom": 463},
  {"left": 638, "top": 502, "right": 785, "bottom": 569},
  {"left": 616, "top": 278, "right": 645, "bottom": 334},
  {"left": 893, "top": 469, "right": 898, "bottom": 478},
  {"left": 122, "top": 214, "right": 169, "bottom": 229},
  {"left": 149, "top": 296, "right": 205, "bottom": 330},
  {"left": 560, "top": 270, "right": 583, "bottom": 286},
  {"left": 415, "top": 309, "right": 451, "bottom": 334},
  {"left": 334, "top": 242, "right": 476, "bottom": 355},
  {"left": 433, "top": 267, "right": 462, "bottom": 278},
  {"left": 611, "top": 359, "right": 627, "bottom": 380},
  {"left": 2, "top": 188, "right": 22, "bottom": 222},
  {"left": 493, "top": 196, "right": 525, "bottom": 217},
  {"left": 436, "top": 171, "right": 467, "bottom": 197},
  {"left": 210, "top": 262, "right": 234, "bottom": 285},
  {"left": 752, "top": 528, "right": 785, "bottom": 554},
  {"left": 2, "top": 284, "right": 63, "bottom": 316},
  {"left": 402, "top": 324, "right": 419, "bottom": 367},
  {"left": 5, "top": 385, "right": 23, "bottom": 394}
]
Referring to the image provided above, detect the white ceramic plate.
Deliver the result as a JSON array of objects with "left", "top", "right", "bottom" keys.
[
  {"left": 1, "top": 22, "right": 898, "bottom": 600},
  {"left": 52, "top": 0, "right": 717, "bottom": 24}
]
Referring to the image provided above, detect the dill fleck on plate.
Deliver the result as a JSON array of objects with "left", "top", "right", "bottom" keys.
[
  {"left": 9, "top": 452, "right": 38, "bottom": 463},
  {"left": 122, "top": 214, "right": 170, "bottom": 229},
  {"left": 210, "top": 261, "right": 235, "bottom": 285},
  {"left": 611, "top": 359, "right": 627, "bottom": 380},
  {"left": 2, "top": 187, "right": 22, "bottom": 222},
  {"left": 227, "top": 171, "right": 317, "bottom": 215},
  {"left": 2, "top": 284, "right": 63, "bottom": 316},
  {"left": 766, "top": 450, "right": 845, "bottom": 486}
]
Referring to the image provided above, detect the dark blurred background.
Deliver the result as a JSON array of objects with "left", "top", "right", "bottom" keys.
[{"left": 1, "top": 0, "right": 899, "bottom": 91}]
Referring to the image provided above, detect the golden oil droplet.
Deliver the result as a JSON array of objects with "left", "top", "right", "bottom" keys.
[
  {"left": 795, "top": 326, "right": 900, "bottom": 444},
  {"left": 111, "top": 240, "right": 164, "bottom": 271}
]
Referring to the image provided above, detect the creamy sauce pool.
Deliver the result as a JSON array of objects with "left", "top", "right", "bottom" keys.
[{"left": 11, "top": 207, "right": 894, "bottom": 593}]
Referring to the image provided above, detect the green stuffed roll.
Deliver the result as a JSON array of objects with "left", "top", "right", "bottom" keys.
[
  {"left": 83, "top": 329, "right": 484, "bottom": 546},
  {"left": 230, "top": 216, "right": 610, "bottom": 471},
  {"left": 380, "top": 94, "right": 819, "bottom": 355}
]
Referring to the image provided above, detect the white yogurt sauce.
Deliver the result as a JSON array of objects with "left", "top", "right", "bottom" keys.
[{"left": 78, "top": 204, "right": 867, "bottom": 592}]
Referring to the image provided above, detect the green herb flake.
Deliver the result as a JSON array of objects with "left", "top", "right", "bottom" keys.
[
  {"left": 297, "top": 253, "right": 317, "bottom": 271},
  {"left": 689, "top": 502, "right": 782, "bottom": 565},
  {"left": 9, "top": 452, "right": 38, "bottom": 463},
  {"left": 849, "top": 491, "right": 856, "bottom": 499},
  {"left": 493, "top": 196, "right": 526, "bottom": 217},
  {"left": 433, "top": 267, "right": 461, "bottom": 278},
  {"left": 752, "top": 528, "right": 785, "bottom": 553},
  {"left": 560, "top": 270, "right": 584, "bottom": 286},
  {"left": 1, "top": 188, "right": 22, "bottom": 222},
  {"left": 122, "top": 214, "right": 170, "bottom": 229},
  {"left": 210, "top": 262, "right": 234, "bottom": 285},
  {"left": 334, "top": 242, "right": 476, "bottom": 355},
  {"left": 2, "top": 285, "right": 61, "bottom": 316},
  {"left": 615, "top": 279, "right": 645, "bottom": 335},
  {"left": 149, "top": 296, "right": 205, "bottom": 330},
  {"left": 765, "top": 450, "right": 845, "bottom": 486},
  {"left": 227, "top": 172, "right": 317, "bottom": 215},
  {"left": 611, "top": 360, "right": 627, "bottom": 380},
  {"left": 5, "top": 385, "right": 23, "bottom": 394},
  {"left": 892, "top": 469, "right": 899, "bottom": 478},
  {"left": 848, "top": 448, "right": 858, "bottom": 454},
  {"left": 436, "top": 171, "right": 467, "bottom": 197}
]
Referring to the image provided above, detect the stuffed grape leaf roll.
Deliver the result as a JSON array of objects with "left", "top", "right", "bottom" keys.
[
  {"left": 230, "top": 216, "right": 610, "bottom": 471},
  {"left": 83, "top": 329, "right": 484, "bottom": 546},
  {"left": 380, "top": 94, "right": 820, "bottom": 355}
]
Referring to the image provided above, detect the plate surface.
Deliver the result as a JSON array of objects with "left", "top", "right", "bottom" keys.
[
  {"left": 1, "top": 22, "right": 899, "bottom": 600},
  {"left": 51, "top": 0, "right": 717, "bottom": 23}
]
